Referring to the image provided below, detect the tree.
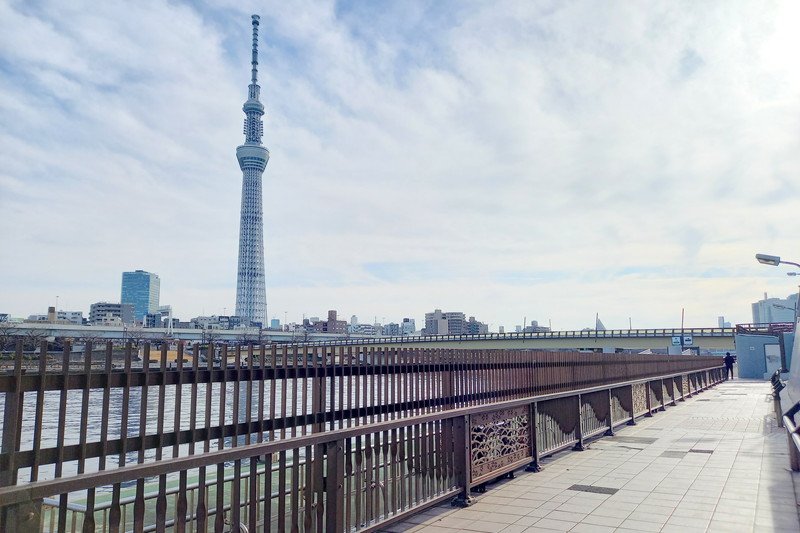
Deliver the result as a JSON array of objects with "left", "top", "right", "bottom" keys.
[{"left": 0, "top": 322, "right": 19, "bottom": 354}]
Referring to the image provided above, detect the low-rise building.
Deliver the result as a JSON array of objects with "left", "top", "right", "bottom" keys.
[
  {"left": 311, "top": 310, "right": 348, "bottom": 334},
  {"left": 90, "top": 302, "right": 134, "bottom": 325}
]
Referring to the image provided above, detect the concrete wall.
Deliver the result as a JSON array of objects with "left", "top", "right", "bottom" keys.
[{"left": 735, "top": 332, "right": 796, "bottom": 379}]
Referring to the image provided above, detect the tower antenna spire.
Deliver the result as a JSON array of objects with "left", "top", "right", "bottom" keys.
[{"left": 250, "top": 14, "right": 260, "bottom": 86}]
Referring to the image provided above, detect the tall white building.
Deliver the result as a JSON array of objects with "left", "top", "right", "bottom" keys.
[{"left": 751, "top": 292, "right": 799, "bottom": 324}]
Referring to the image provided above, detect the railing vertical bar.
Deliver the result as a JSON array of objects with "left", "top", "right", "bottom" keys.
[
  {"left": 230, "top": 345, "right": 242, "bottom": 531},
  {"left": 314, "top": 442, "right": 325, "bottom": 533},
  {"left": 354, "top": 433, "right": 363, "bottom": 528},
  {"left": 155, "top": 344, "right": 168, "bottom": 533},
  {"left": 198, "top": 342, "right": 215, "bottom": 533},
  {"left": 109, "top": 342, "right": 132, "bottom": 533},
  {"left": 343, "top": 436, "right": 353, "bottom": 531},
  {"left": 380, "top": 428, "right": 390, "bottom": 518},
  {"left": 213, "top": 343, "right": 227, "bottom": 532},
  {"left": 263, "top": 451, "right": 273, "bottom": 532},
  {"left": 53, "top": 341, "right": 71, "bottom": 532},
  {"left": 29, "top": 339, "right": 48, "bottom": 483},
  {"left": 368, "top": 347, "right": 375, "bottom": 424},
  {"left": 78, "top": 341, "right": 96, "bottom": 532},
  {"left": 290, "top": 347, "right": 300, "bottom": 532},
  {"left": 133, "top": 342, "right": 151, "bottom": 533},
  {"left": 364, "top": 431, "right": 374, "bottom": 524},
  {"left": 246, "top": 344, "right": 258, "bottom": 533}
]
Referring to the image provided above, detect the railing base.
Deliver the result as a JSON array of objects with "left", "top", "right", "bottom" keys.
[
  {"left": 451, "top": 492, "right": 474, "bottom": 508},
  {"left": 525, "top": 460, "right": 542, "bottom": 473}
]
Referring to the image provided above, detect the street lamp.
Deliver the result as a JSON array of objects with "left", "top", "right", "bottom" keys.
[{"left": 756, "top": 253, "right": 800, "bottom": 269}]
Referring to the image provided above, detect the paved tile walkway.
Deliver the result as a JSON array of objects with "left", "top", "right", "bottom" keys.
[{"left": 386, "top": 379, "right": 800, "bottom": 532}]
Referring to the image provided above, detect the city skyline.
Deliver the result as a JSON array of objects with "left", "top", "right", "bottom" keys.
[{"left": 1, "top": 1, "right": 799, "bottom": 330}]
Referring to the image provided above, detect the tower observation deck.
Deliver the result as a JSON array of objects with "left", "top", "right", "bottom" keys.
[{"left": 235, "top": 14, "right": 269, "bottom": 325}]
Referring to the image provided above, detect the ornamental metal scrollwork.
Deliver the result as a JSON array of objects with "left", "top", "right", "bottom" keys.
[
  {"left": 611, "top": 388, "right": 630, "bottom": 422},
  {"left": 470, "top": 406, "right": 529, "bottom": 480},
  {"left": 632, "top": 383, "right": 647, "bottom": 414}
]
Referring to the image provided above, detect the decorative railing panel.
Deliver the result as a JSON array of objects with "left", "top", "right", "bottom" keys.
[
  {"left": 610, "top": 386, "right": 631, "bottom": 425},
  {"left": 632, "top": 383, "right": 648, "bottom": 416},
  {"left": 469, "top": 406, "right": 529, "bottom": 483},
  {"left": 580, "top": 391, "right": 609, "bottom": 439},
  {"left": 536, "top": 397, "right": 578, "bottom": 455},
  {"left": 649, "top": 381, "right": 662, "bottom": 411}
]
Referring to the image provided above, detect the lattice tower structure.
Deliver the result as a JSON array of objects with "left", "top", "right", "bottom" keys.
[{"left": 235, "top": 14, "right": 269, "bottom": 325}]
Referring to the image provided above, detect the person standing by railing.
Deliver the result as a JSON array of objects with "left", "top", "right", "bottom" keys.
[{"left": 724, "top": 352, "right": 735, "bottom": 379}]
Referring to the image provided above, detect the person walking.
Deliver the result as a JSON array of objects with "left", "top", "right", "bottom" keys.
[{"left": 724, "top": 352, "right": 735, "bottom": 380}]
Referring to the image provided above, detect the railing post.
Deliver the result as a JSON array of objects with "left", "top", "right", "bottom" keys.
[
  {"left": 627, "top": 385, "right": 636, "bottom": 425},
  {"left": 573, "top": 395, "right": 585, "bottom": 451},
  {"left": 325, "top": 439, "right": 345, "bottom": 532},
  {"left": 443, "top": 349, "right": 454, "bottom": 410},
  {"left": 605, "top": 389, "right": 614, "bottom": 436},
  {"left": 0, "top": 341, "right": 24, "bottom": 489},
  {"left": 526, "top": 402, "right": 542, "bottom": 472},
  {"left": 1, "top": 499, "right": 42, "bottom": 533},
  {"left": 645, "top": 382, "right": 653, "bottom": 417},
  {"left": 451, "top": 415, "right": 473, "bottom": 507}
]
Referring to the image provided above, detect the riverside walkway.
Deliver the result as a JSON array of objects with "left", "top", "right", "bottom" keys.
[
  {"left": 388, "top": 379, "right": 799, "bottom": 533},
  {"left": 0, "top": 341, "right": 726, "bottom": 531}
]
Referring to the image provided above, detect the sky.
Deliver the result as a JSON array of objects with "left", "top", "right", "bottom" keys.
[{"left": 1, "top": 0, "right": 799, "bottom": 331}]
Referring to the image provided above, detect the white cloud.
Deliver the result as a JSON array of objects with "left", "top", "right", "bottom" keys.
[{"left": 1, "top": 0, "right": 799, "bottom": 329}]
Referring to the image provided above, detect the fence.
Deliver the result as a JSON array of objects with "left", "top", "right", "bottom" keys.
[{"left": 0, "top": 341, "right": 724, "bottom": 532}]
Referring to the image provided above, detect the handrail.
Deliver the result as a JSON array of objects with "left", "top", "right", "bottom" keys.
[
  {"left": 782, "top": 401, "right": 800, "bottom": 471},
  {"left": 0, "top": 363, "right": 722, "bottom": 507}
]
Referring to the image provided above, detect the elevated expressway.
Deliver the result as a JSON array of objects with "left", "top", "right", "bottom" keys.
[
  {"left": 4, "top": 323, "right": 735, "bottom": 351},
  {"left": 305, "top": 327, "right": 736, "bottom": 352},
  {"left": 0, "top": 322, "right": 362, "bottom": 344}
]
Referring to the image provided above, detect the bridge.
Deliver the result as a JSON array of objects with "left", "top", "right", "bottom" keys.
[
  {"left": 308, "top": 327, "right": 736, "bottom": 352},
  {"left": 0, "top": 339, "right": 725, "bottom": 531},
  {"left": 2, "top": 323, "right": 735, "bottom": 351}
]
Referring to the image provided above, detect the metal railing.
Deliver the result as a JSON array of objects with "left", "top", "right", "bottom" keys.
[
  {"left": 297, "top": 327, "right": 735, "bottom": 347},
  {"left": 782, "top": 402, "right": 800, "bottom": 472},
  {"left": 0, "top": 341, "right": 724, "bottom": 532}
]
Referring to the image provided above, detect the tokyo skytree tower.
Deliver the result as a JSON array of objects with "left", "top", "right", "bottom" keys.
[{"left": 235, "top": 15, "right": 269, "bottom": 325}]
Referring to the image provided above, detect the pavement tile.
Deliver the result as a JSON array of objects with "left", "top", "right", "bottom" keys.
[
  {"left": 580, "top": 514, "right": 626, "bottom": 527},
  {"left": 498, "top": 526, "right": 528, "bottom": 533},
  {"left": 617, "top": 518, "right": 663, "bottom": 531},
  {"left": 415, "top": 526, "right": 461, "bottom": 533},
  {"left": 569, "top": 523, "right": 614, "bottom": 533},
  {"left": 543, "top": 510, "right": 585, "bottom": 523},
  {"left": 526, "top": 518, "right": 576, "bottom": 531},
  {"left": 459, "top": 520, "right": 510, "bottom": 533},
  {"left": 665, "top": 514, "right": 711, "bottom": 529},
  {"left": 625, "top": 511, "right": 669, "bottom": 525}
]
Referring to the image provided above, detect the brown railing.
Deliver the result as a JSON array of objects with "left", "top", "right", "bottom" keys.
[{"left": 0, "top": 341, "right": 724, "bottom": 532}]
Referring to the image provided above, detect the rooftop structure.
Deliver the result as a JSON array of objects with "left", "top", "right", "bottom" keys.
[{"left": 235, "top": 14, "right": 269, "bottom": 326}]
